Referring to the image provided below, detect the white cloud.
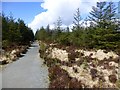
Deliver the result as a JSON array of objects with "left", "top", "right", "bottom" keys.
[{"left": 28, "top": 0, "right": 119, "bottom": 33}]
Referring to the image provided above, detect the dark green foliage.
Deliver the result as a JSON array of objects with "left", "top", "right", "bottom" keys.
[
  {"left": 35, "top": 27, "right": 48, "bottom": 41},
  {"left": 2, "top": 14, "right": 34, "bottom": 48},
  {"left": 56, "top": 32, "right": 71, "bottom": 46},
  {"left": 73, "top": 8, "right": 81, "bottom": 30},
  {"left": 17, "top": 19, "right": 34, "bottom": 44},
  {"left": 35, "top": 1, "right": 120, "bottom": 52},
  {"left": 88, "top": 2, "right": 117, "bottom": 29}
]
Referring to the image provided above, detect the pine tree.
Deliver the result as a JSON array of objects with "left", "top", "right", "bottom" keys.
[
  {"left": 88, "top": 1, "right": 117, "bottom": 29},
  {"left": 73, "top": 8, "right": 82, "bottom": 30},
  {"left": 88, "top": 2, "right": 106, "bottom": 28},
  {"left": 56, "top": 17, "right": 62, "bottom": 32},
  {"left": 46, "top": 24, "right": 50, "bottom": 33}
]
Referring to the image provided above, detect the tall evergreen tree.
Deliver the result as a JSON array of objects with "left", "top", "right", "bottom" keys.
[
  {"left": 2, "top": 13, "right": 34, "bottom": 48},
  {"left": 73, "top": 8, "right": 82, "bottom": 30},
  {"left": 56, "top": 17, "right": 62, "bottom": 32},
  {"left": 46, "top": 24, "right": 50, "bottom": 33},
  {"left": 88, "top": 1, "right": 116, "bottom": 29}
]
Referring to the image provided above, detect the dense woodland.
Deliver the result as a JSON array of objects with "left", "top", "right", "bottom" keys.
[
  {"left": 1, "top": 13, "right": 34, "bottom": 50},
  {"left": 35, "top": 2, "right": 120, "bottom": 53}
]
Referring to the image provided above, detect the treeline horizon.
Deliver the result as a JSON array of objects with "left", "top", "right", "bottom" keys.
[
  {"left": 35, "top": 1, "right": 120, "bottom": 53},
  {"left": 1, "top": 13, "right": 34, "bottom": 49}
]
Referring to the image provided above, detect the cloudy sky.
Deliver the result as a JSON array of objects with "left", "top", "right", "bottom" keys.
[{"left": 2, "top": 0, "right": 120, "bottom": 34}]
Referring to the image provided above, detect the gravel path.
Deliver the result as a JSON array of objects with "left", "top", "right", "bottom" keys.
[{"left": 1, "top": 42, "right": 49, "bottom": 88}]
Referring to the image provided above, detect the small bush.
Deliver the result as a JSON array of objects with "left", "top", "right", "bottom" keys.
[
  {"left": 2, "top": 40, "right": 10, "bottom": 49},
  {"left": 39, "top": 42, "right": 47, "bottom": 51}
]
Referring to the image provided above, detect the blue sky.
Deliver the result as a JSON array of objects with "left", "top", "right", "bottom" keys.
[
  {"left": 2, "top": 2, "right": 45, "bottom": 24},
  {"left": 2, "top": 0, "right": 120, "bottom": 33}
]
